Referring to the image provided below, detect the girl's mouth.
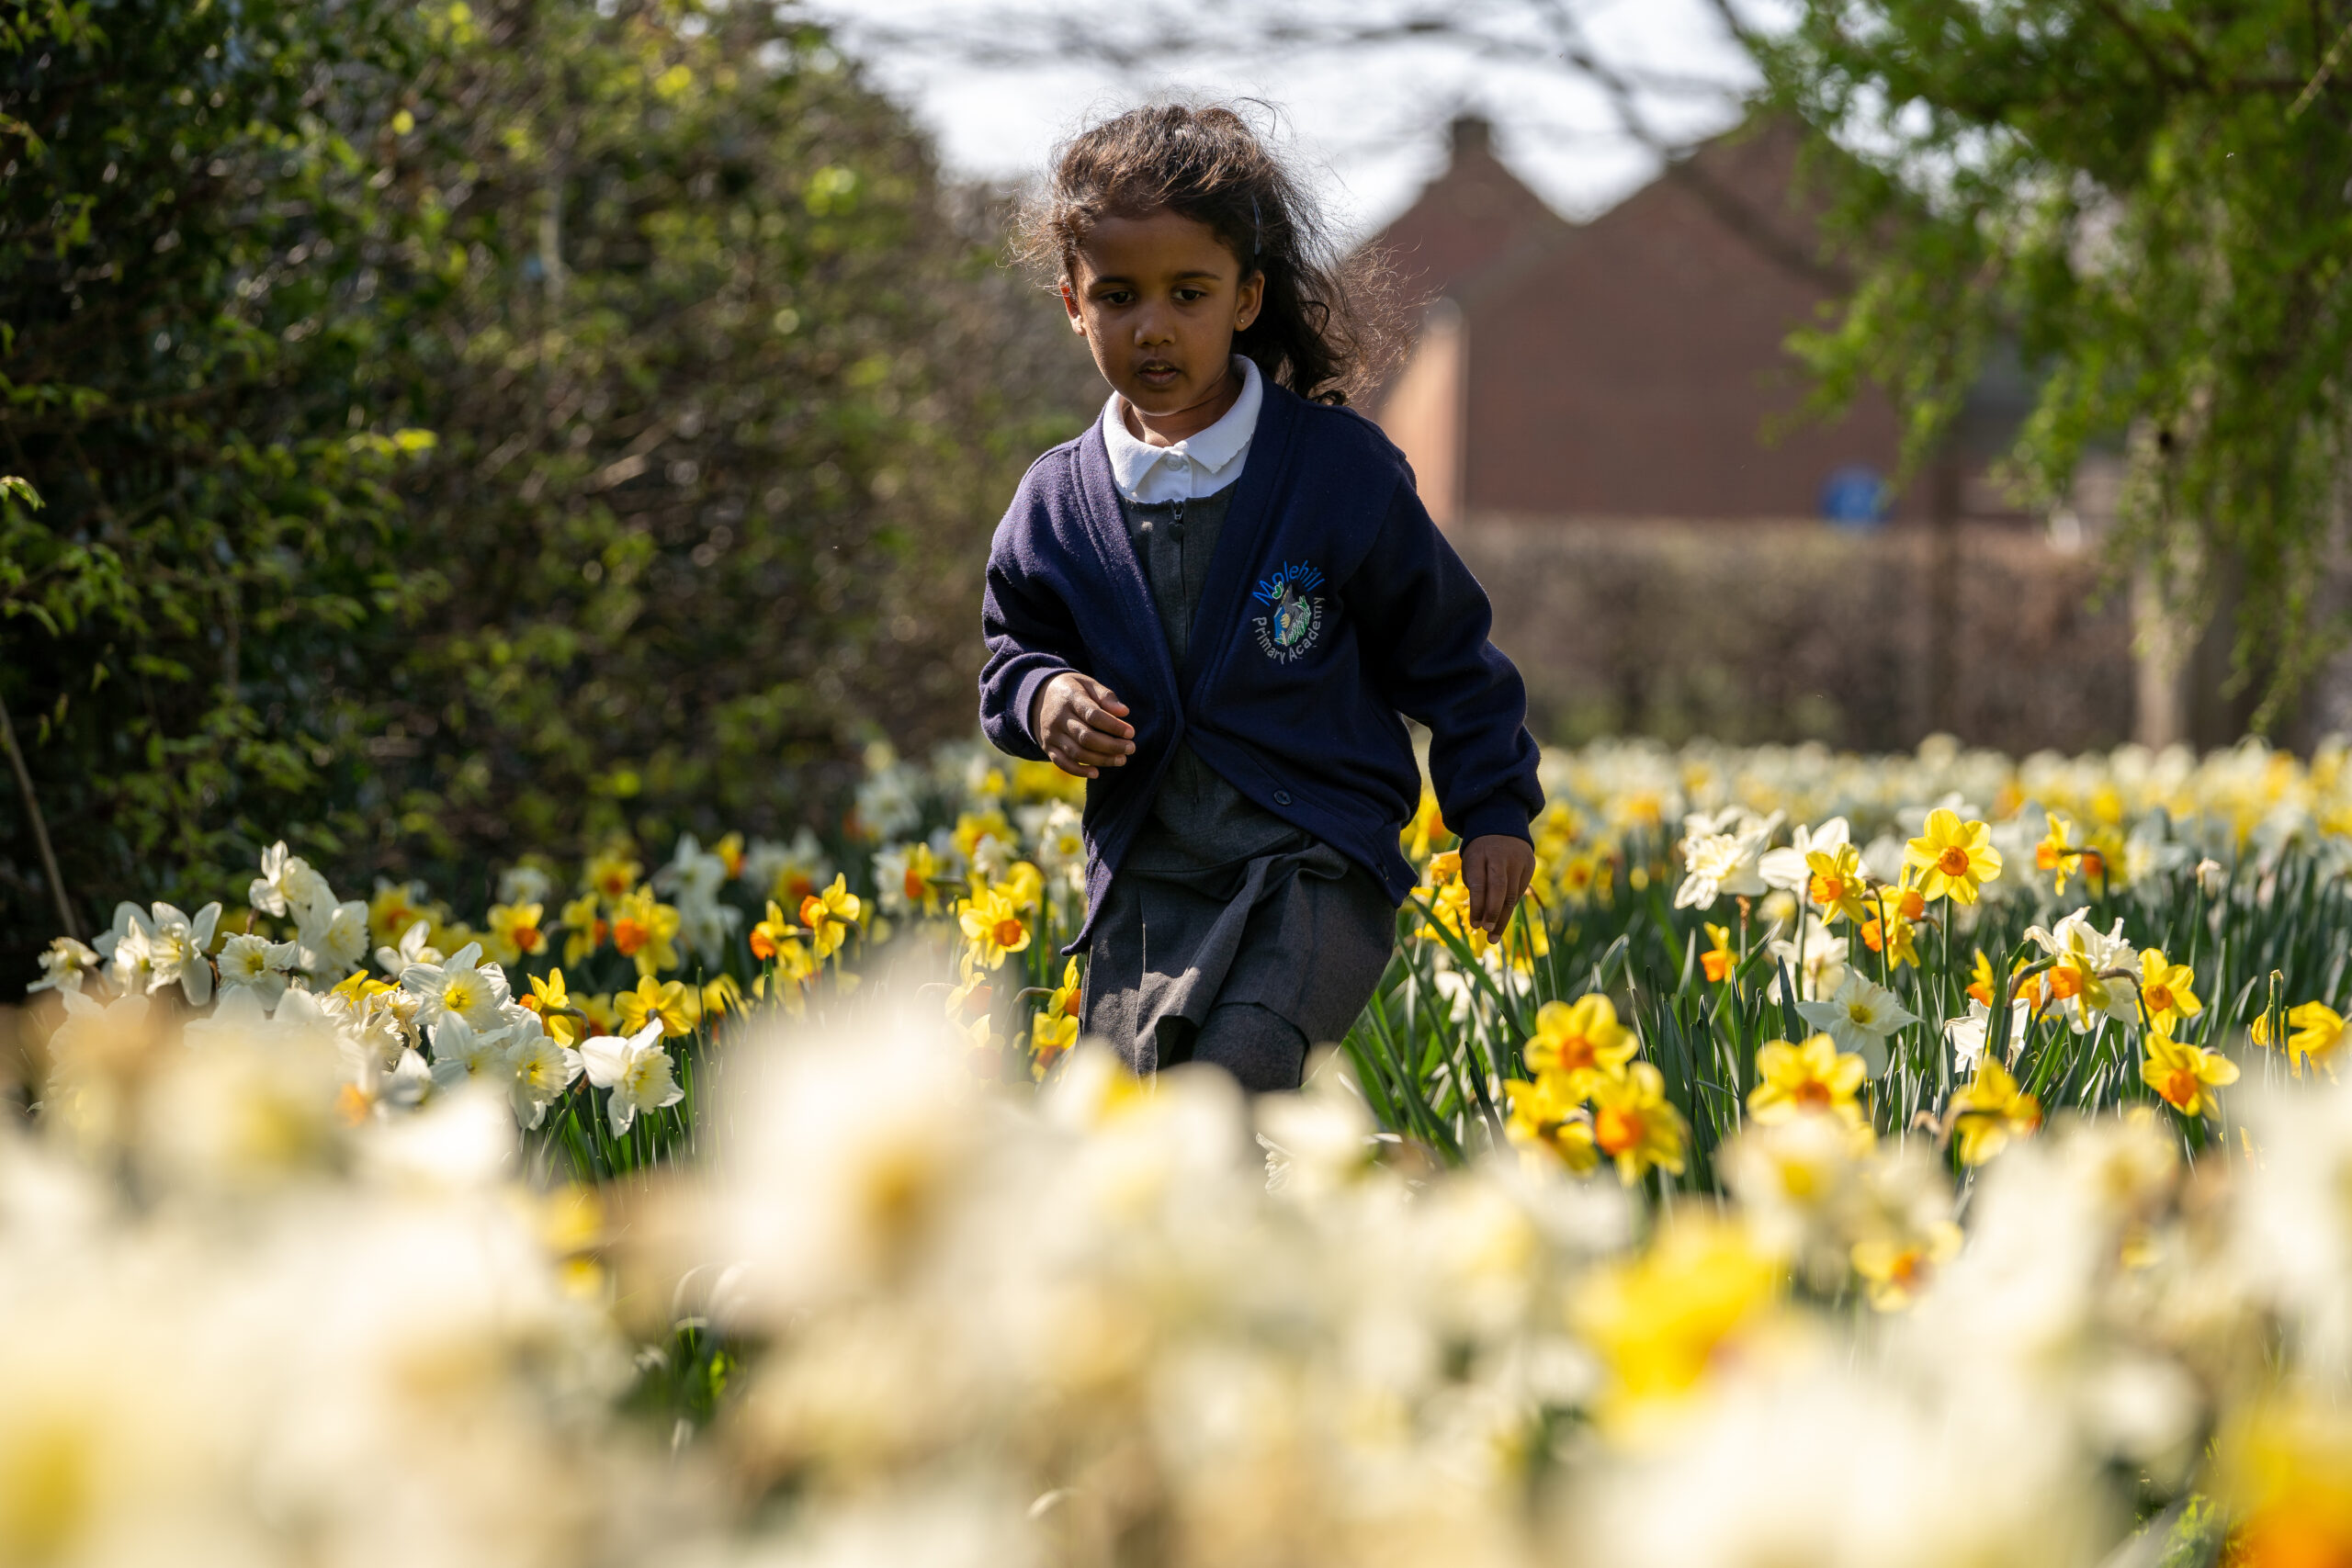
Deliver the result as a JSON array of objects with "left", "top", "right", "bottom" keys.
[{"left": 1136, "top": 362, "right": 1181, "bottom": 389}]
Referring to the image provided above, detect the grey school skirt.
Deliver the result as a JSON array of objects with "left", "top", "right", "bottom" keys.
[{"left": 1080, "top": 831, "right": 1398, "bottom": 1077}]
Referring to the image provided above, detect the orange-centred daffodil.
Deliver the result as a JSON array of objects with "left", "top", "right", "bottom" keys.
[
  {"left": 957, "top": 886, "right": 1030, "bottom": 970},
  {"left": 610, "top": 886, "right": 682, "bottom": 976},
  {"left": 560, "top": 892, "right": 607, "bottom": 967},
  {"left": 1701, "top": 921, "right": 1736, "bottom": 984},
  {"left": 2143, "top": 1032, "right": 2238, "bottom": 1119},
  {"left": 2136, "top": 949, "right": 2203, "bottom": 1034},
  {"left": 1747, "top": 1033, "right": 1866, "bottom": 1128},
  {"left": 483, "top": 900, "right": 548, "bottom": 965},
  {"left": 799, "top": 874, "right": 862, "bottom": 960},
  {"left": 616, "top": 975, "right": 695, "bottom": 1039},
  {"left": 1523, "top": 994, "right": 1639, "bottom": 1092},
  {"left": 1589, "top": 1062, "right": 1690, "bottom": 1185},
  {"left": 1504, "top": 1073, "right": 1600, "bottom": 1173},
  {"left": 1903, "top": 807, "right": 2002, "bottom": 904},
  {"left": 749, "top": 899, "right": 797, "bottom": 962},
  {"left": 519, "top": 967, "right": 579, "bottom": 1046},
  {"left": 1804, "top": 842, "right": 1871, "bottom": 924},
  {"left": 1951, "top": 1059, "right": 2042, "bottom": 1166},
  {"left": 1850, "top": 1222, "right": 1963, "bottom": 1312}
]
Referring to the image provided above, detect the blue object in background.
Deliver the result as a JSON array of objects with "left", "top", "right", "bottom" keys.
[{"left": 1819, "top": 465, "right": 1890, "bottom": 529}]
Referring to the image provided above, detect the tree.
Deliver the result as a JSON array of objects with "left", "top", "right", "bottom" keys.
[
  {"left": 0, "top": 0, "right": 440, "bottom": 966},
  {"left": 0, "top": 0, "right": 1094, "bottom": 980},
  {"left": 1719, "top": 0, "right": 2352, "bottom": 730},
  {"left": 368, "top": 0, "right": 1091, "bottom": 875}
]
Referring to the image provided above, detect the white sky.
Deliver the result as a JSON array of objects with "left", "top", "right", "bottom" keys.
[{"left": 808, "top": 0, "right": 1770, "bottom": 240}]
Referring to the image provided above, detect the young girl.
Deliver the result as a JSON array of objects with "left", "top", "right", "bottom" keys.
[{"left": 981, "top": 104, "right": 1542, "bottom": 1092}]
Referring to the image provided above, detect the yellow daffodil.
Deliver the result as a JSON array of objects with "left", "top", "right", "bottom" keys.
[
  {"left": 610, "top": 886, "right": 682, "bottom": 976},
  {"left": 1589, "top": 1062, "right": 1690, "bottom": 1185},
  {"left": 713, "top": 831, "right": 745, "bottom": 880},
  {"left": 1504, "top": 1074, "right": 1600, "bottom": 1173},
  {"left": 1804, "top": 842, "right": 1871, "bottom": 924},
  {"left": 576, "top": 991, "right": 617, "bottom": 1037},
  {"left": 519, "top": 967, "right": 579, "bottom": 1046},
  {"left": 560, "top": 892, "right": 607, "bottom": 967},
  {"left": 1747, "top": 1033, "right": 1866, "bottom": 1128},
  {"left": 1571, "top": 1217, "right": 1779, "bottom": 1422},
  {"left": 997, "top": 860, "right": 1046, "bottom": 915},
  {"left": 702, "top": 974, "right": 742, "bottom": 1021},
  {"left": 368, "top": 879, "right": 431, "bottom": 951},
  {"left": 1850, "top": 1222, "right": 1963, "bottom": 1311},
  {"left": 1701, "top": 921, "right": 1736, "bottom": 984},
  {"left": 2136, "top": 949, "right": 2203, "bottom": 1034},
  {"left": 1402, "top": 785, "right": 1449, "bottom": 862},
  {"left": 2258, "top": 1000, "right": 2345, "bottom": 1077},
  {"left": 749, "top": 900, "right": 797, "bottom": 962},
  {"left": 584, "top": 846, "right": 641, "bottom": 904},
  {"left": 2143, "top": 1032, "right": 2238, "bottom": 1118},
  {"left": 2034, "top": 811, "right": 2106, "bottom": 895},
  {"left": 953, "top": 809, "right": 1015, "bottom": 871},
  {"left": 483, "top": 900, "right": 548, "bottom": 966},
  {"left": 888, "top": 840, "right": 946, "bottom": 916},
  {"left": 958, "top": 886, "right": 1031, "bottom": 970},
  {"left": 1030, "top": 1008, "right": 1078, "bottom": 1080},
  {"left": 1860, "top": 893, "right": 1921, "bottom": 969},
  {"left": 1904, "top": 807, "right": 2002, "bottom": 904},
  {"left": 1424, "top": 848, "right": 1463, "bottom": 887},
  {"left": 616, "top": 975, "right": 695, "bottom": 1040},
  {"left": 331, "top": 968, "right": 394, "bottom": 1004},
  {"left": 799, "top": 874, "right": 862, "bottom": 960},
  {"left": 1951, "top": 1059, "right": 2042, "bottom": 1166},
  {"left": 1045, "top": 956, "right": 1082, "bottom": 1026},
  {"left": 1523, "top": 994, "right": 1638, "bottom": 1094}
]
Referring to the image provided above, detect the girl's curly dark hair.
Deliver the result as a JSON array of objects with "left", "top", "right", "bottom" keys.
[{"left": 1016, "top": 101, "right": 1401, "bottom": 407}]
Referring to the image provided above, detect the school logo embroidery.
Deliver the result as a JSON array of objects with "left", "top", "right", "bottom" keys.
[{"left": 1250, "top": 561, "right": 1326, "bottom": 664}]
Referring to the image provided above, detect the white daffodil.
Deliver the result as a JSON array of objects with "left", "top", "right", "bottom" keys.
[
  {"left": 296, "top": 897, "right": 369, "bottom": 978},
  {"left": 655, "top": 833, "right": 730, "bottom": 905},
  {"left": 28, "top": 936, "right": 98, "bottom": 995},
  {"left": 1758, "top": 817, "right": 1852, "bottom": 895},
  {"left": 426, "top": 1012, "right": 517, "bottom": 1094},
  {"left": 400, "top": 941, "right": 511, "bottom": 1032},
  {"left": 581, "top": 1021, "right": 684, "bottom": 1135},
  {"left": 138, "top": 901, "right": 223, "bottom": 1007},
  {"left": 1767, "top": 914, "right": 1849, "bottom": 1003},
  {"left": 503, "top": 1012, "right": 583, "bottom": 1130},
  {"left": 183, "top": 983, "right": 272, "bottom": 1049},
  {"left": 497, "top": 862, "right": 553, "bottom": 908},
  {"left": 1944, "top": 997, "right": 2034, "bottom": 1073},
  {"left": 1797, "top": 972, "right": 1919, "bottom": 1076},
  {"left": 248, "top": 840, "right": 332, "bottom": 920},
  {"left": 1674, "top": 817, "right": 1776, "bottom": 910},
  {"left": 374, "top": 917, "right": 442, "bottom": 980},
  {"left": 2023, "top": 908, "right": 2142, "bottom": 1033},
  {"left": 95, "top": 900, "right": 157, "bottom": 995},
  {"left": 216, "top": 932, "right": 301, "bottom": 1007}
]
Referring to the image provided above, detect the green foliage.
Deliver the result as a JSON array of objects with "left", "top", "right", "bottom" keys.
[
  {"left": 0, "top": 0, "right": 1093, "bottom": 980},
  {"left": 1739, "top": 1, "right": 2352, "bottom": 728},
  {"left": 0, "top": 0, "right": 438, "bottom": 947},
  {"left": 373, "top": 1, "right": 1087, "bottom": 873}
]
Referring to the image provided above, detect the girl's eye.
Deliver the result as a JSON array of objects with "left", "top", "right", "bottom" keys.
[{"left": 1174, "top": 288, "right": 1205, "bottom": 302}]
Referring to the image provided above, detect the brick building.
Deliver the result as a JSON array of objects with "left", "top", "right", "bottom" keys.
[{"left": 1364, "top": 117, "right": 2140, "bottom": 753}]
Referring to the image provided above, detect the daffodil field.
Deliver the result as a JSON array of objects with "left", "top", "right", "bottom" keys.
[{"left": 23, "top": 734, "right": 2352, "bottom": 1564}]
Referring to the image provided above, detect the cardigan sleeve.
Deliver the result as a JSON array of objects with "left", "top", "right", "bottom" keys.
[
  {"left": 1346, "top": 476, "right": 1544, "bottom": 843},
  {"left": 978, "top": 514, "right": 1085, "bottom": 762}
]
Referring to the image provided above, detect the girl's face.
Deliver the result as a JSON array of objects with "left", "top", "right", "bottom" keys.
[{"left": 1062, "top": 208, "right": 1263, "bottom": 435}]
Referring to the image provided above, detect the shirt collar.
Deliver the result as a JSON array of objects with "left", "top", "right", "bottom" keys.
[{"left": 1100, "top": 355, "right": 1262, "bottom": 502}]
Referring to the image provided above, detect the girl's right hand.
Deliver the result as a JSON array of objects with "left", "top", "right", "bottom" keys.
[{"left": 1034, "top": 671, "right": 1136, "bottom": 779}]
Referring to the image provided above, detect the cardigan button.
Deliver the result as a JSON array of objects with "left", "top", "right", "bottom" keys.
[{"left": 1272, "top": 790, "right": 1292, "bottom": 807}]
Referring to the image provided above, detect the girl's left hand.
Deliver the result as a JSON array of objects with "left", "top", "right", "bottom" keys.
[{"left": 1463, "top": 834, "right": 1536, "bottom": 939}]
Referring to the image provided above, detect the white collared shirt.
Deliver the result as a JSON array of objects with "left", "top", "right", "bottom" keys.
[{"left": 1100, "top": 355, "right": 1262, "bottom": 504}]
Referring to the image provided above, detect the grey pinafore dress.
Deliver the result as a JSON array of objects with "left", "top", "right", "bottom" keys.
[{"left": 1080, "top": 480, "right": 1397, "bottom": 1088}]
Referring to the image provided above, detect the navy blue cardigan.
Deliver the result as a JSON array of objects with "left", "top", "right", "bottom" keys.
[{"left": 979, "top": 379, "right": 1544, "bottom": 943}]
